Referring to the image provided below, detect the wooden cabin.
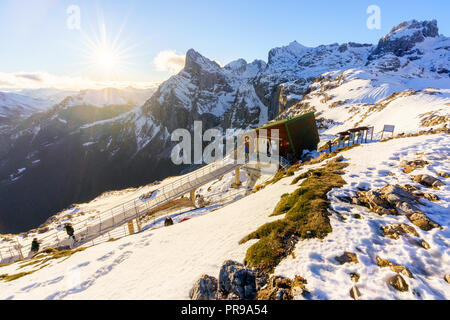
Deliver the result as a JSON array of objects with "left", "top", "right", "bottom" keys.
[{"left": 243, "top": 112, "right": 320, "bottom": 161}]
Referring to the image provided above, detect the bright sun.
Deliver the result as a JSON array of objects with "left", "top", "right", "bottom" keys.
[
  {"left": 77, "top": 18, "right": 134, "bottom": 79},
  {"left": 95, "top": 48, "right": 118, "bottom": 69}
]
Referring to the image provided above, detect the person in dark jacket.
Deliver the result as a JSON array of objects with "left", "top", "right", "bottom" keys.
[
  {"left": 164, "top": 216, "right": 174, "bottom": 226},
  {"left": 30, "top": 238, "right": 40, "bottom": 254},
  {"left": 64, "top": 223, "right": 76, "bottom": 241}
]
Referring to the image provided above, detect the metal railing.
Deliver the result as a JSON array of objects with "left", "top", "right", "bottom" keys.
[{"left": 0, "top": 153, "right": 243, "bottom": 265}]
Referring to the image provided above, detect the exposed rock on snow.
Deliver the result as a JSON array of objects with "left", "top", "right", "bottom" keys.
[
  {"left": 256, "top": 275, "right": 308, "bottom": 300},
  {"left": 381, "top": 223, "right": 419, "bottom": 239},
  {"left": 355, "top": 189, "right": 397, "bottom": 215},
  {"left": 388, "top": 274, "right": 409, "bottom": 292},
  {"left": 407, "top": 212, "right": 441, "bottom": 231},
  {"left": 350, "top": 273, "right": 360, "bottom": 283},
  {"left": 418, "top": 240, "right": 431, "bottom": 250},
  {"left": 354, "top": 183, "right": 441, "bottom": 217},
  {"left": 190, "top": 274, "right": 218, "bottom": 300},
  {"left": 399, "top": 159, "right": 429, "bottom": 174},
  {"left": 335, "top": 252, "right": 359, "bottom": 265},
  {"left": 445, "top": 275, "right": 450, "bottom": 284},
  {"left": 437, "top": 172, "right": 450, "bottom": 179},
  {"left": 218, "top": 260, "right": 267, "bottom": 300},
  {"left": 376, "top": 256, "right": 414, "bottom": 278},
  {"left": 349, "top": 285, "right": 362, "bottom": 300},
  {"left": 413, "top": 174, "right": 445, "bottom": 188}
]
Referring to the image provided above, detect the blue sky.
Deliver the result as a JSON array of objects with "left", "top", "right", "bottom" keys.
[{"left": 0, "top": 0, "right": 449, "bottom": 88}]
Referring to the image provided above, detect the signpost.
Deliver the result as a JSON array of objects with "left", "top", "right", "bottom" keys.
[{"left": 381, "top": 125, "right": 395, "bottom": 140}]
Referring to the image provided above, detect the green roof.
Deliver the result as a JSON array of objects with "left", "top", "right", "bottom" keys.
[{"left": 257, "top": 112, "right": 315, "bottom": 130}]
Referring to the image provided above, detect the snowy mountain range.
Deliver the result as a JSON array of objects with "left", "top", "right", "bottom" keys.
[
  {"left": 0, "top": 19, "right": 448, "bottom": 234},
  {"left": 0, "top": 92, "right": 53, "bottom": 124}
]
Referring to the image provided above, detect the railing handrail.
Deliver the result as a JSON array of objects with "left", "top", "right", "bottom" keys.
[{"left": 1, "top": 152, "right": 244, "bottom": 264}]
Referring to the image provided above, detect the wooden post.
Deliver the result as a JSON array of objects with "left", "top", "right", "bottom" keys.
[
  {"left": 190, "top": 189, "right": 196, "bottom": 207},
  {"left": 231, "top": 167, "right": 242, "bottom": 189},
  {"left": 127, "top": 220, "right": 135, "bottom": 235},
  {"left": 135, "top": 218, "right": 142, "bottom": 232},
  {"left": 15, "top": 240, "right": 23, "bottom": 260}
]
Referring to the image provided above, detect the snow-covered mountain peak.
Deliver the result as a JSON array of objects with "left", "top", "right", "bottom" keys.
[
  {"left": 0, "top": 91, "right": 53, "bottom": 121},
  {"left": 371, "top": 19, "right": 441, "bottom": 59},
  {"left": 224, "top": 58, "right": 248, "bottom": 73},
  {"left": 184, "top": 49, "right": 222, "bottom": 75},
  {"left": 268, "top": 41, "right": 310, "bottom": 65},
  {"left": 224, "top": 58, "right": 267, "bottom": 78},
  {"left": 387, "top": 19, "right": 439, "bottom": 40}
]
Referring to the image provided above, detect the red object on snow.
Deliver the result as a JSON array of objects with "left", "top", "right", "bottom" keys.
[{"left": 180, "top": 217, "right": 190, "bottom": 223}]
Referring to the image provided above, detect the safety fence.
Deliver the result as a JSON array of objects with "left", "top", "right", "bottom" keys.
[{"left": 0, "top": 153, "right": 253, "bottom": 265}]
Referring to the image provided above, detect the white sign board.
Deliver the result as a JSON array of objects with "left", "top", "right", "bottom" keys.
[{"left": 383, "top": 125, "right": 395, "bottom": 133}]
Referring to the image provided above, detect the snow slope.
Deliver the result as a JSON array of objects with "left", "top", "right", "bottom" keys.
[
  {"left": 276, "top": 133, "right": 450, "bottom": 300},
  {"left": 0, "top": 92, "right": 53, "bottom": 120},
  {"left": 280, "top": 68, "right": 450, "bottom": 144},
  {"left": 0, "top": 133, "right": 448, "bottom": 299},
  {"left": 0, "top": 164, "right": 297, "bottom": 299}
]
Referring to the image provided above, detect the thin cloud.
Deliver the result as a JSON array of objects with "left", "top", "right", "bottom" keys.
[
  {"left": 0, "top": 71, "right": 159, "bottom": 91},
  {"left": 154, "top": 50, "right": 186, "bottom": 74},
  {"left": 15, "top": 73, "right": 43, "bottom": 82}
]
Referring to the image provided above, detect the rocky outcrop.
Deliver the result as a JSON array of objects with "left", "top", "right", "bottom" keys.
[
  {"left": 401, "top": 184, "right": 439, "bottom": 202},
  {"left": 218, "top": 260, "right": 268, "bottom": 300},
  {"left": 353, "top": 185, "right": 441, "bottom": 224},
  {"left": 190, "top": 274, "right": 218, "bottom": 300},
  {"left": 190, "top": 260, "right": 309, "bottom": 300},
  {"left": 369, "top": 20, "right": 438, "bottom": 59},
  {"left": 355, "top": 186, "right": 408, "bottom": 215}
]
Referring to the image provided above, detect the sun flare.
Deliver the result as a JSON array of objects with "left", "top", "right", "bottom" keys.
[
  {"left": 76, "top": 17, "right": 136, "bottom": 80},
  {"left": 95, "top": 47, "right": 119, "bottom": 70}
]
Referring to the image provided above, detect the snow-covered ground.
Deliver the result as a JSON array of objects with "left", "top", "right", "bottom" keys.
[
  {"left": 282, "top": 69, "right": 450, "bottom": 146},
  {"left": 0, "top": 163, "right": 297, "bottom": 299},
  {"left": 0, "top": 133, "right": 448, "bottom": 299},
  {"left": 276, "top": 133, "right": 450, "bottom": 300},
  {"left": 0, "top": 162, "right": 254, "bottom": 258}
]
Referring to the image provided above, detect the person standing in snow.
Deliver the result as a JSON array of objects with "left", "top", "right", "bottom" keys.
[
  {"left": 64, "top": 223, "right": 76, "bottom": 242},
  {"left": 244, "top": 137, "right": 250, "bottom": 163},
  {"left": 164, "top": 216, "right": 174, "bottom": 226},
  {"left": 267, "top": 140, "right": 271, "bottom": 158},
  {"left": 30, "top": 238, "right": 40, "bottom": 255}
]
